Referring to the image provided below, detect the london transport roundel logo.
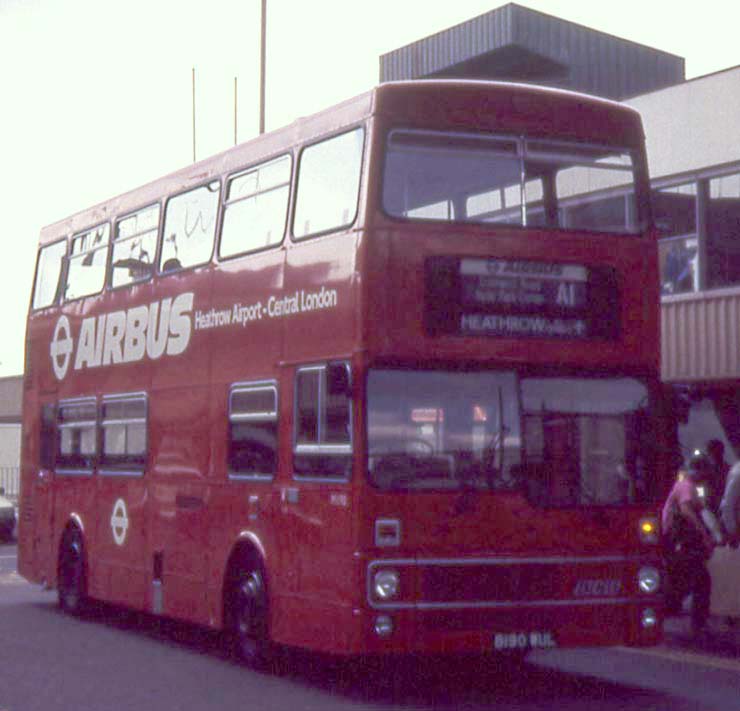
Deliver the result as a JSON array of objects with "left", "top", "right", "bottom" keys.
[
  {"left": 110, "top": 499, "right": 129, "bottom": 546},
  {"left": 50, "top": 315, "right": 74, "bottom": 381}
]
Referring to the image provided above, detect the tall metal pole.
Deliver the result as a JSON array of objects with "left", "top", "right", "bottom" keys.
[
  {"left": 192, "top": 67, "right": 197, "bottom": 162},
  {"left": 259, "top": 0, "right": 266, "bottom": 134},
  {"left": 234, "top": 76, "right": 238, "bottom": 145}
]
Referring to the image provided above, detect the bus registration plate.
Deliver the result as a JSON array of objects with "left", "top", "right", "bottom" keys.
[{"left": 493, "top": 630, "right": 557, "bottom": 651}]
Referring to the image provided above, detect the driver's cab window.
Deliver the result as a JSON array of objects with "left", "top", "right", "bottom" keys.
[{"left": 294, "top": 363, "right": 351, "bottom": 480}]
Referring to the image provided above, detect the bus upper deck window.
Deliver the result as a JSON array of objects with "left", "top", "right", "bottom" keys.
[
  {"left": 32, "top": 239, "right": 67, "bottom": 309},
  {"left": 220, "top": 155, "right": 291, "bottom": 259},
  {"left": 111, "top": 205, "right": 160, "bottom": 288},
  {"left": 293, "top": 128, "right": 364, "bottom": 239},
  {"left": 65, "top": 224, "right": 110, "bottom": 301},
  {"left": 160, "top": 181, "right": 220, "bottom": 273}
]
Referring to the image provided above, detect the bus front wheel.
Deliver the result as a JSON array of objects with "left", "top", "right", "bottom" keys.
[
  {"left": 227, "top": 562, "right": 271, "bottom": 668},
  {"left": 58, "top": 528, "right": 87, "bottom": 615}
]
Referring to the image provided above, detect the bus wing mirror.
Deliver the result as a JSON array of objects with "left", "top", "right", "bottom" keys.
[{"left": 327, "top": 362, "right": 351, "bottom": 397}]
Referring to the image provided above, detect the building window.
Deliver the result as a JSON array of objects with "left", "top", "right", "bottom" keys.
[
  {"left": 57, "top": 398, "right": 97, "bottom": 472},
  {"left": 293, "top": 128, "right": 364, "bottom": 239},
  {"left": 228, "top": 383, "right": 278, "bottom": 478},
  {"left": 707, "top": 173, "right": 740, "bottom": 289},
  {"left": 160, "top": 181, "right": 220, "bottom": 273},
  {"left": 220, "top": 155, "right": 291, "bottom": 258},
  {"left": 111, "top": 204, "right": 160, "bottom": 288},
  {"left": 32, "top": 239, "right": 67, "bottom": 310},
  {"left": 294, "top": 363, "right": 352, "bottom": 479},
  {"left": 65, "top": 224, "right": 110, "bottom": 301},
  {"left": 653, "top": 183, "right": 698, "bottom": 294},
  {"left": 100, "top": 394, "right": 147, "bottom": 474}
]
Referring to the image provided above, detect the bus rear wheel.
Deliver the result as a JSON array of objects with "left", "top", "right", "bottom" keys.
[
  {"left": 58, "top": 528, "right": 87, "bottom": 615},
  {"left": 228, "top": 563, "right": 271, "bottom": 668}
]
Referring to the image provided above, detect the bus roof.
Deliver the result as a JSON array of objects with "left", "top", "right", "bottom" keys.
[{"left": 38, "top": 79, "right": 644, "bottom": 247}]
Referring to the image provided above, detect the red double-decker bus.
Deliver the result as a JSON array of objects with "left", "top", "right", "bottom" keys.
[{"left": 19, "top": 80, "right": 666, "bottom": 665}]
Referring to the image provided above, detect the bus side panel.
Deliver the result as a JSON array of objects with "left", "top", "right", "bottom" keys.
[
  {"left": 94, "top": 474, "right": 149, "bottom": 610},
  {"left": 209, "top": 251, "right": 285, "bottom": 384},
  {"left": 270, "top": 478, "right": 360, "bottom": 653}
]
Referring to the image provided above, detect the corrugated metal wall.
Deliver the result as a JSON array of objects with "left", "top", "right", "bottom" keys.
[
  {"left": 380, "top": 5, "right": 514, "bottom": 84},
  {"left": 661, "top": 291, "right": 740, "bottom": 382},
  {"left": 380, "top": 3, "right": 685, "bottom": 101}
]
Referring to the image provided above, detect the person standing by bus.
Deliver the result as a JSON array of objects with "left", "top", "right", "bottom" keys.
[{"left": 661, "top": 453, "right": 717, "bottom": 637}]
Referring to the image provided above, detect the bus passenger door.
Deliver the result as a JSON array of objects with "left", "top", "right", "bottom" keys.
[
  {"left": 149, "top": 386, "right": 211, "bottom": 627},
  {"left": 275, "top": 363, "right": 356, "bottom": 649}
]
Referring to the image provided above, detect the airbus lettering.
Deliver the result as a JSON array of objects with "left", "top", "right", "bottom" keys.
[{"left": 50, "top": 292, "right": 194, "bottom": 381}]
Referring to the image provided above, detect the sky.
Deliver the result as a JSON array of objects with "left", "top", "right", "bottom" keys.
[{"left": 1, "top": 0, "right": 740, "bottom": 377}]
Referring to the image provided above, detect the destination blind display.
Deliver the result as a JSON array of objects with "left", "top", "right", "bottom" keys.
[{"left": 425, "top": 256, "right": 620, "bottom": 340}]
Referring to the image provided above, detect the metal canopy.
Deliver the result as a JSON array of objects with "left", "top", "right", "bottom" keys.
[{"left": 380, "top": 3, "right": 685, "bottom": 100}]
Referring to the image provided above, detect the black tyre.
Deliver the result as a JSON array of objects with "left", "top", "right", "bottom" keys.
[
  {"left": 227, "top": 562, "right": 271, "bottom": 668},
  {"left": 58, "top": 528, "right": 87, "bottom": 615}
]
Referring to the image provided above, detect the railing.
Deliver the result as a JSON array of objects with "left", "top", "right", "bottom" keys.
[{"left": 0, "top": 466, "right": 19, "bottom": 501}]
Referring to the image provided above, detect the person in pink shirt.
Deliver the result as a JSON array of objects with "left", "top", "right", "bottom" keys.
[{"left": 661, "top": 453, "right": 716, "bottom": 636}]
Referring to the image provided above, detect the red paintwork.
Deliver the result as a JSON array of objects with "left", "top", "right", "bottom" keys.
[{"left": 18, "top": 81, "right": 662, "bottom": 657}]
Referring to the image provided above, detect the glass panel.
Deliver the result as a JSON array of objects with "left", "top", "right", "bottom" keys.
[
  {"left": 231, "top": 387, "right": 276, "bottom": 418},
  {"left": 33, "top": 240, "right": 67, "bottom": 309},
  {"left": 59, "top": 401, "right": 96, "bottom": 423},
  {"left": 228, "top": 384, "right": 278, "bottom": 476},
  {"left": 220, "top": 185, "right": 289, "bottom": 257},
  {"left": 383, "top": 130, "right": 641, "bottom": 234},
  {"left": 227, "top": 155, "right": 290, "bottom": 200},
  {"left": 325, "top": 390, "right": 351, "bottom": 444},
  {"left": 296, "top": 370, "right": 320, "bottom": 444},
  {"left": 111, "top": 204, "right": 159, "bottom": 288},
  {"left": 659, "top": 235, "right": 698, "bottom": 295},
  {"left": 653, "top": 183, "right": 698, "bottom": 294},
  {"left": 368, "top": 370, "right": 521, "bottom": 491},
  {"left": 386, "top": 132, "right": 519, "bottom": 223},
  {"left": 127, "top": 422, "right": 147, "bottom": 455},
  {"left": 293, "top": 128, "right": 363, "bottom": 238},
  {"left": 707, "top": 173, "right": 740, "bottom": 288},
  {"left": 654, "top": 183, "right": 697, "bottom": 238},
  {"left": 40, "top": 404, "right": 56, "bottom": 469},
  {"left": 229, "top": 421, "right": 277, "bottom": 476},
  {"left": 102, "top": 398, "right": 146, "bottom": 421},
  {"left": 60, "top": 428, "right": 74, "bottom": 456},
  {"left": 101, "top": 396, "right": 146, "bottom": 468},
  {"left": 221, "top": 155, "right": 290, "bottom": 258},
  {"left": 521, "top": 378, "right": 650, "bottom": 505},
  {"left": 65, "top": 224, "right": 110, "bottom": 300},
  {"left": 160, "top": 182, "right": 220, "bottom": 271},
  {"left": 367, "top": 370, "right": 654, "bottom": 504},
  {"left": 104, "top": 424, "right": 127, "bottom": 455},
  {"left": 79, "top": 425, "right": 96, "bottom": 456}
]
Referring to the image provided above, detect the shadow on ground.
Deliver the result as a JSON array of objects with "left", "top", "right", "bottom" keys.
[{"left": 37, "top": 599, "right": 683, "bottom": 710}]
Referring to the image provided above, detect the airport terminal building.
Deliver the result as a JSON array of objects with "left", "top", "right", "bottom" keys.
[{"left": 381, "top": 2, "right": 740, "bottom": 463}]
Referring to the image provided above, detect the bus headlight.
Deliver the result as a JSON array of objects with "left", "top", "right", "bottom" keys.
[
  {"left": 637, "top": 566, "right": 660, "bottom": 594},
  {"left": 373, "top": 570, "right": 400, "bottom": 601}
]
